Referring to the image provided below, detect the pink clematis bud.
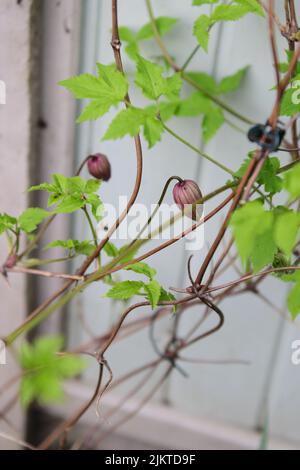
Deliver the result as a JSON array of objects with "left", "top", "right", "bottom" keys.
[
  {"left": 4, "top": 254, "right": 17, "bottom": 269},
  {"left": 87, "top": 153, "right": 111, "bottom": 182},
  {"left": 173, "top": 179, "right": 203, "bottom": 221}
]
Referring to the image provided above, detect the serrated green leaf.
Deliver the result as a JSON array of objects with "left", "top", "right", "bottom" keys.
[
  {"left": 45, "top": 239, "right": 94, "bottom": 256},
  {"left": 137, "top": 17, "right": 178, "bottom": 41},
  {"left": 202, "top": 106, "right": 224, "bottom": 142},
  {"left": 19, "top": 208, "right": 49, "bottom": 233},
  {"left": 19, "top": 336, "right": 85, "bottom": 408},
  {"left": 143, "top": 117, "right": 164, "bottom": 148},
  {"left": 105, "top": 280, "right": 144, "bottom": 300},
  {"left": 53, "top": 195, "right": 85, "bottom": 214},
  {"left": 211, "top": 4, "right": 251, "bottom": 22},
  {"left": 176, "top": 92, "right": 212, "bottom": 117},
  {"left": 251, "top": 227, "right": 277, "bottom": 272},
  {"left": 234, "top": 0, "right": 264, "bottom": 17},
  {"left": 288, "top": 282, "right": 300, "bottom": 320},
  {"left": 103, "top": 241, "right": 119, "bottom": 258},
  {"left": 124, "top": 262, "right": 157, "bottom": 280},
  {"left": 103, "top": 107, "right": 146, "bottom": 140},
  {"left": 217, "top": 67, "right": 248, "bottom": 94},
  {"left": 60, "top": 64, "right": 128, "bottom": 123},
  {"left": 193, "top": 15, "right": 211, "bottom": 52},
  {"left": 186, "top": 72, "right": 218, "bottom": 94},
  {"left": 231, "top": 201, "right": 274, "bottom": 266},
  {"left": 283, "top": 162, "right": 300, "bottom": 200},
  {"left": 274, "top": 211, "right": 300, "bottom": 256},
  {"left": 144, "top": 280, "right": 161, "bottom": 309},
  {"left": 0, "top": 213, "right": 17, "bottom": 235}
]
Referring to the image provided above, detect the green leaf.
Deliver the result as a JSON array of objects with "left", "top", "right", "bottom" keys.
[
  {"left": 193, "top": 15, "right": 211, "bottom": 52},
  {"left": 202, "top": 106, "right": 224, "bottom": 142},
  {"left": 233, "top": 0, "right": 264, "bottom": 17},
  {"left": 135, "top": 56, "right": 166, "bottom": 100},
  {"left": 124, "top": 262, "right": 157, "bottom": 280},
  {"left": 144, "top": 280, "right": 161, "bottom": 309},
  {"left": 143, "top": 117, "right": 164, "bottom": 148},
  {"left": 45, "top": 239, "right": 95, "bottom": 256},
  {"left": 19, "top": 208, "right": 49, "bottom": 233},
  {"left": 176, "top": 92, "right": 212, "bottom": 117},
  {"left": 280, "top": 84, "right": 300, "bottom": 117},
  {"left": 119, "top": 26, "right": 136, "bottom": 43},
  {"left": 283, "top": 162, "right": 300, "bottom": 200},
  {"left": 19, "top": 336, "right": 85, "bottom": 408},
  {"left": 103, "top": 241, "right": 119, "bottom": 258},
  {"left": 103, "top": 107, "right": 146, "bottom": 140},
  {"left": 0, "top": 213, "right": 17, "bottom": 235},
  {"left": 105, "top": 280, "right": 144, "bottom": 300},
  {"left": 235, "top": 156, "right": 283, "bottom": 195},
  {"left": 60, "top": 64, "right": 128, "bottom": 123},
  {"left": 137, "top": 17, "right": 178, "bottom": 40},
  {"left": 186, "top": 72, "right": 218, "bottom": 94},
  {"left": 274, "top": 210, "right": 300, "bottom": 256},
  {"left": 251, "top": 227, "right": 277, "bottom": 272},
  {"left": 53, "top": 195, "right": 85, "bottom": 214},
  {"left": 193, "top": 0, "right": 219, "bottom": 5},
  {"left": 217, "top": 67, "right": 248, "bottom": 94},
  {"left": 288, "top": 282, "right": 300, "bottom": 320},
  {"left": 211, "top": 4, "right": 251, "bottom": 22},
  {"left": 230, "top": 201, "right": 274, "bottom": 266}
]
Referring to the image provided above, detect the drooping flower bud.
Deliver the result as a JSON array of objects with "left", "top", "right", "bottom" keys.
[
  {"left": 173, "top": 179, "right": 203, "bottom": 221},
  {"left": 87, "top": 153, "right": 111, "bottom": 181},
  {"left": 4, "top": 254, "right": 17, "bottom": 269}
]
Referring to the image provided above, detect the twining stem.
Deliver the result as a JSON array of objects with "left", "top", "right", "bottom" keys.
[
  {"left": 162, "top": 122, "right": 235, "bottom": 176},
  {"left": 82, "top": 206, "right": 101, "bottom": 267},
  {"left": 145, "top": 0, "right": 254, "bottom": 126}
]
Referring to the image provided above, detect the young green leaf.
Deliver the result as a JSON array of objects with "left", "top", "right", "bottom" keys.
[
  {"left": 144, "top": 279, "right": 161, "bottom": 309},
  {"left": 103, "top": 107, "right": 146, "bottom": 140},
  {"left": 193, "top": 15, "right": 211, "bottom": 52},
  {"left": 143, "top": 117, "right": 164, "bottom": 148},
  {"left": 0, "top": 213, "right": 17, "bottom": 235},
  {"left": 202, "top": 106, "right": 224, "bottom": 142},
  {"left": 19, "top": 208, "right": 49, "bottom": 233},
  {"left": 137, "top": 17, "right": 178, "bottom": 41},
  {"left": 274, "top": 210, "right": 300, "bottom": 256},
  {"left": 124, "top": 262, "right": 157, "bottom": 280},
  {"left": 288, "top": 281, "right": 300, "bottom": 320},
  {"left": 217, "top": 67, "right": 248, "bottom": 94},
  {"left": 105, "top": 280, "right": 144, "bottom": 300},
  {"left": 103, "top": 241, "right": 119, "bottom": 258},
  {"left": 230, "top": 201, "right": 274, "bottom": 266},
  {"left": 19, "top": 336, "right": 85, "bottom": 408},
  {"left": 211, "top": 4, "right": 252, "bottom": 22},
  {"left": 45, "top": 239, "right": 95, "bottom": 256},
  {"left": 283, "top": 162, "right": 300, "bottom": 200},
  {"left": 60, "top": 63, "right": 128, "bottom": 123}
]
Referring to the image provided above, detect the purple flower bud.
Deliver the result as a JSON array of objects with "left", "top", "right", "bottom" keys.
[
  {"left": 4, "top": 254, "right": 17, "bottom": 269},
  {"left": 173, "top": 179, "right": 203, "bottom": 221},
  {"left": 87, "top": 153, "right": 111, "bottom": 182}
]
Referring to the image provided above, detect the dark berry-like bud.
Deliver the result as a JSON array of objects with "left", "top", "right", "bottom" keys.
[
  {"left": 87, "top": 153, "right": 111, "bottom": 181},
  {"left": 173, "top": 179, "right": 203, "bottom": 220}
]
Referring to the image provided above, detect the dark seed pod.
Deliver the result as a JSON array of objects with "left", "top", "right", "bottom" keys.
[
  {"left": 87, "top": 153, "right": 111, "bottom": 181},
  {"left": 247, "top": 124, "right": 265, "bottom": 143},
  {"left": 173, "top": 179, "right": 203, "bottom": 221}
]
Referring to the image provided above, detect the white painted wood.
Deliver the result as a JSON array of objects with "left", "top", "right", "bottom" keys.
[
  {"left": 71, "top": 0, "right": 300, "bottom": 447},
  {"left": 35, "top": 0, "right": 82, "bottom": 335},
  {"left": 0, "top": 0, "right": 37, "bottom": 450},
  {"left": 48, "top": 379, "right": 298, "bottom": 450}
]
